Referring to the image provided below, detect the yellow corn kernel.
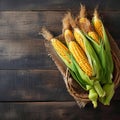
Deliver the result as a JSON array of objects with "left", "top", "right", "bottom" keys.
[
  {"left": 51, "top": 38, "right": 71, "bottom": 64},
  {"left": 69, "top": 41, "right": 92, "bottom": 76},
  {"left": 88, "top": 31, "right": 100, "bottom": 44},
  {"left": 74, "top": 29, "right": 85, "bottom": 52},
  {"left": 93, "top": 19, "right": 103, "bottom": 38},
  {"left": 64, "top": 29, "right": 74, "bottom": 44},
  {"left": 93, "top": 10, "right": 103, "bottom": 39}
]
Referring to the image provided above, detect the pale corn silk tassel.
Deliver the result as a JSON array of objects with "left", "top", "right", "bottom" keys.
[
  {"left": 79, "top": 4, "right": 100, "bottom": 44},
  {"left": 62, "top": 12, "right": 71, "bottom": 32},
  {"left": 79, "top": 4, "right": 86, "bottom": 18},
  {"left": 68, "top": 11, "right": 86, "bottom": 52},
  {"left": 79, "top": 4, "right": 92, "bottom": 33},
  {"left": 62, "top": 12, "right": 75, "bottom": 44},
  {"left": 40, "top": 27, "right": 67, "bottom": 75},
  {"left": 40, "top": 27, "right": 53, "bottom": 41}
]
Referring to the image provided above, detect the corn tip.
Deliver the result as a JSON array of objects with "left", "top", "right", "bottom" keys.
[
  {"left": 68, "top": 13, "right": 77, "bottom": 28},
  {"left": 93, "top": 8, "right": 99, "bottom": 19},
  {"left": 62, "top": 12, "right": 71, "bottom": 32},
  {"left": 41, "top": 27, "right": 53, "bottom": 41},
  {"left": 80, "top": 4, "right": 86, "bottom": 18},
  {"left": 64, "top": 29, "right": 74, "bottom": 43}
]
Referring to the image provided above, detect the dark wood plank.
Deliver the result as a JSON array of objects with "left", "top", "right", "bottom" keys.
[
  {"left": 0, "top": 11, "right": 119, "bottom": 69},
  {"left": 0, "top": 101, "right": 120, "bottom": 120},
  {"left": 0, "top": 69, "right": 119, "bottom": 101},
  {"left": 0, "top": 70, "right": 73, "bottom": 101},
  {"left": 0, "top": 11, "right": 120, "bottom": 41},
  {"left": 0, "top": 38, "right": 119, "bottom": 70},
  {"left": 0, "top": 0, "right": 120, "bottom": 11},
  {"left": 0, "top": 11, "right": 64, "bottom": 40},
  {"left": 101, "top": 11, "right": 120, "bottom": 41},
  {"left": 0, "top": 39, "right": 57, "bottom": 69}
]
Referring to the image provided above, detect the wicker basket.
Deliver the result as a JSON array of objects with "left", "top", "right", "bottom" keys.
[{"left": 44, "top": 32, "right": 120, "bottom": 107}]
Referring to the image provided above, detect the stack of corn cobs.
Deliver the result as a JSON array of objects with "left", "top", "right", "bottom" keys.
[{"left": 42, "top": 5, "right": 115, "bottom": 108}]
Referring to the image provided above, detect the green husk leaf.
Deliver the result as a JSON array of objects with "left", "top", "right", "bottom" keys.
[
  {"left": 86, "top": 34, "right": 106, "bottom": 69},
  {"left": 85, "top": 34, "right": 107, "bottom": 84},
  {"left": 70, "top": 54, "right": 93, "bottom": 86},
  {"left": 75, "top": 29, "right": 106, "bottom": 97},
  {"left": 69, "top": 68, "right": 87, "bottom": 90},
  {"left": 68, "top": 55, "right": 87, "bottom": 90},
  {"left": 94, "top": 81, "right": 106, "bottom": 97},
  {"left": 99, "top": 83, "right": 114, "bottom": 105},
  {"left": 102, "top": 26, "right": 114, "bottom": 74},
  {"left": 88, "top": 88, "right": 98, "bottom": 108},
  {"left": 76, "top": 29, "right": 103, "bottom": 81}
]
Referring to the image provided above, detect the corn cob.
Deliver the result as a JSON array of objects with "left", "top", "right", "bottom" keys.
[
  {"left": 92, "top": 9, "right": 113, "bottom": 76},
  {"left": 88, "top": 31, "right": 99, "bottom": 44},
  {"left": 51, "top": 38, "right": 71, "bottom": 64},
  {"left": 80, "top": 18, "right": 99, "bottom": 44},
  {"left": 67, "top": 12, "right": 86, "bottom": 52},
  {"left": 92, "top": 10, "right": 114, "bottom": 105},
  {"left": 41, "top": 27, "right": 73, "bottom": 70},
  {"left": 92, "top": 9, "right": 103, "bottom": 39},
  {"left": 73, "top": 29, "right": 86, "bottom": 51},
  {"left": 69, "top": 41, "right": 92, "bottom": 77},
  {"left": 62, "top": 12, "right": 75, "bottom": 45},
  {"left": 79, "top": 4, "right": 100, "bottom": 44},
  {"left": 64, "top": 29, "right": 74, "bottom": 44}
]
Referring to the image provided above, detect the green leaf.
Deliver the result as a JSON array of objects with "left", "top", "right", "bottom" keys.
[
  {"left": 99, "top": 83, "right": 114, "bottom": 105},
  {"left": 71, "top": 55, "right": 93, "bottom": 86},
  {"left": 86, "top": 34, "right": 107, "bottom": 84},
  {"left": 69, "top": 68, "right": 87, "bottom": 90},
  {"left": 88, "top": 88, "right": 98, "bottom": 108},
  {"left": 102, "top": 26, "right": 114, "bottom": 83},
  {"left": 102, "top": 26, "right": 114, "bottom": 74},
  {"left": 94, "top": 81, "right": 106, "bottom": 97},
  {"left": 82, "top": 32, "right": 103, "bottom": 81}
]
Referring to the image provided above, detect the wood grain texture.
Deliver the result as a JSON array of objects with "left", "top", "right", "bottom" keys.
[
  {"left": 0, "top": 12, "right": 119, "bottom": 70},
  {"left": 0, "top": 0, "right": 119, "bottom": 119},
  {"left": 0, "top": 38, "right": 118, "bottom": 70},
  {"left": 0, "top": 39, "right": 57, "bottom": 69},
  {"left": 0, "top": 11, "right": 119, "bottom": 102},
  {"left": 0, "top": 11, "right": 119, "bottom": 40},
  {"left": 0, "top": 70, "right": 73, "bottom": 101},
  {"left": 0, "top": 0, "right": 120, "bottom": 11},
  {"left": 0, "top": 11, "right": 64, "bottom": 40},
  {"left": 0, "top": 101, "right": 120, "bottom": 120},
  {"left": 0, "top": 70, "right": 119, "bottom": 101}
]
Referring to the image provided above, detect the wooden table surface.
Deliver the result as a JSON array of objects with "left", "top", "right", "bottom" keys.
[{"left": 0, "top": 0, "right": 120, "bottom": 120}]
